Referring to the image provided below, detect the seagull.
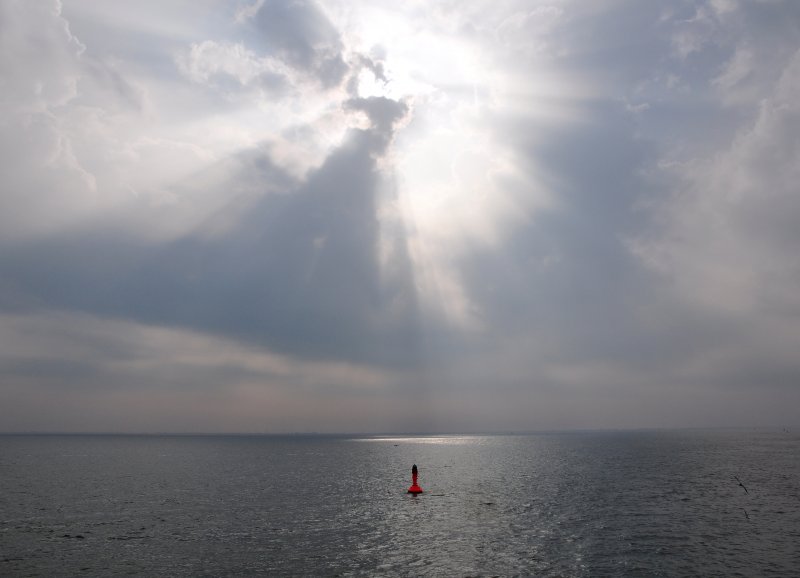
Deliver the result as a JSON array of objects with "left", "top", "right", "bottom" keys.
[{"left": 734, "top": 475, "right": 749, "bottom": 494}]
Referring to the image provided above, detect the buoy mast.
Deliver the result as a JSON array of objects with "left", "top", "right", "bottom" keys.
[{"left": 408, "top": 464, "right": 423, "bottom": 494}]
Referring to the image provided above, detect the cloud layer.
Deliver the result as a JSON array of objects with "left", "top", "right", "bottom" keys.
[{"left": 2, "top": 0, "right": 799, "bottom": 432}]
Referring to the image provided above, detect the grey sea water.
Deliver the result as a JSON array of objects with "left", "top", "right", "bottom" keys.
[{"left": 1, "top": 430, "right": 798, "bottom": 576}]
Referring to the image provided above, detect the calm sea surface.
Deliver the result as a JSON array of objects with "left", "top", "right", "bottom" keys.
[{"left": 1, "top": 431, "right": 798, "bottom": 576}]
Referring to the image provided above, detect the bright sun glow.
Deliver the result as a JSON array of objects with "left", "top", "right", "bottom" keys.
[{"left": 342, "top": 6, "right": 550, "bottom": 329}]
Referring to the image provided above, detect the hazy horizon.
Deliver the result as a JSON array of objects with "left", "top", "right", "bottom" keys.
[{"left": 2, "top": 0, "right": 800, "bottom": 433}]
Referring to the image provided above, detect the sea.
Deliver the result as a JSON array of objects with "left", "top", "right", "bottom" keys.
[{"left": 1, "top": 430, "right": 798, "bottom": 577}]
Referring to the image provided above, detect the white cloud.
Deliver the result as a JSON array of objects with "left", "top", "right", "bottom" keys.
[
  {"left": 0, "top": 1, "right": 355, "bottom": 241},
  {"left": 713, "top": 44, "right": 754, "bottom": 95},
  {"left": 670, "top": 5, "right": 720, "bottom": 60},
  {"left": 0, "top": 0, "right": 99, "bottom": 238},
  {"left": 0, "top": 0, "right": 85, "bottom": 110},
  {"left": 178, "top": 40, "right": 288, "bottom": 89}
]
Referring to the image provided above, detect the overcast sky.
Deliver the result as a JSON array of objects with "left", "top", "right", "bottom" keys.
[{"left": 1, "top": 0, "right": 799, "bottom": 433}]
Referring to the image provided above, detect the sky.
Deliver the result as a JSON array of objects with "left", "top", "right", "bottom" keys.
[{"left": 1, "top": 0, "right": 799, "bottom": 433}]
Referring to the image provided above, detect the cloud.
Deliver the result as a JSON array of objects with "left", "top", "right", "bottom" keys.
[
  {"left": 239, "top": 0, "right": 349, "bottom": 88},
  {"left": 0, "top": 311, "right": 400, "bottom": 433},
  {"left": 344, "top": 96, "right": 409, "bottom": 141},
  {"left": 403, "top": 0, "right": 800, "bottom": 421},
  {"left": 0, "top": 0, "right": 85, "bottom": 109},
  {"left": 3, "top": 0, "right": 800, "bottom": 432},
  {"left": 177, "top": 40, "right": 289, "bottom": 94},
  {"left": 0, "top": 94, "right": 417, "bottom": 367},
  {"left": 0, "top": 0, "right": 419, "bottom": 369},
  {"left": 0, "top": 0, "right": 218, "bottom": 240},
  {"left": 0, "top": 0, "right": 96, "bottom": 238},
  {"left": 633, "top": 47, "right": 800, "bottom": 317}
]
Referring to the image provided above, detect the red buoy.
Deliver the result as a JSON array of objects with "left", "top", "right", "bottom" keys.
[{"left": 408, "top": 464, "right": 423, "bottom": 494}]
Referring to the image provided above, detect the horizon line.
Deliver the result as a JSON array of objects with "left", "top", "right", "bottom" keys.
[{"left": 0, "top": 426, "right": 792, "bottom": 437}]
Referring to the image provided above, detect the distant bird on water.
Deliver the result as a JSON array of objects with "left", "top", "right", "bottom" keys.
[{"left": 734, "top": 475, "right": 749, "bottom": 494}]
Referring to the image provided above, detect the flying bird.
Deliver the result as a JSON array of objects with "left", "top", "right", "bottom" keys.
[{"left": 734, "top": 475, "right": 749, "bottom": 494}]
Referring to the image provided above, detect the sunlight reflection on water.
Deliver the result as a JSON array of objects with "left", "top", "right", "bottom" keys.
[
  {"left": 354, "top": 435, "right": 485, "bottom": 445},
  {"left": 1, "top": 431, "right": 798, "bottom": 576}
]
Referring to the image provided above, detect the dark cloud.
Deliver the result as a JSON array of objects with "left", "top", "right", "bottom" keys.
[
  {"left": 458, "top": 102, "right": 655, "bottom": 349},
  {"left": 345, "top": 96, "right": 409, "bottom": 142},
  {"left": 243, "top": 0, "right": 349, "bottom": 87},
  {"left": 0, "top": 100, "right": 417, "bottom": 367}
]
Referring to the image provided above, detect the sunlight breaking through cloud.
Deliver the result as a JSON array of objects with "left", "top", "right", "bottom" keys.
[{"left": 2, "top": 0, "right": 800, "bottom": 432}]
